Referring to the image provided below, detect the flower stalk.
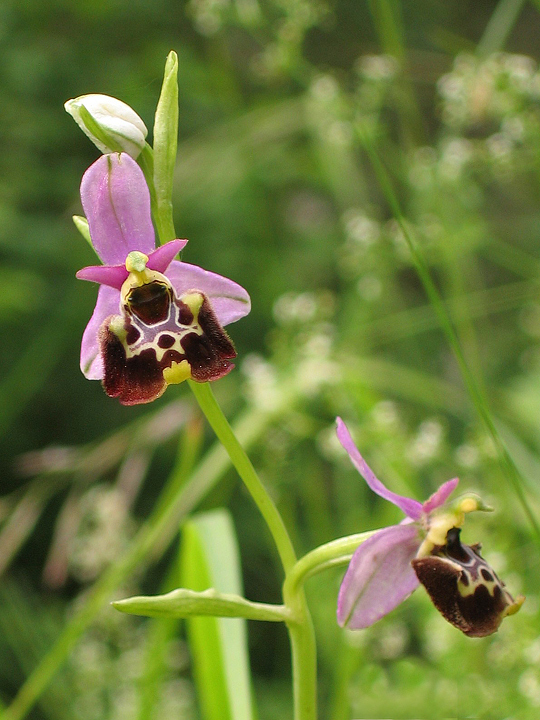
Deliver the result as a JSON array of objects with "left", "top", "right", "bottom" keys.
[
  {"left": 284, "top": 532, "right": 376, "bottom": 599},
  {"left": 188, "top": 380, "right": 297, "bottom": 573},
  {"left": 188, "top": 379, "right": 320, "bottom": 720}
]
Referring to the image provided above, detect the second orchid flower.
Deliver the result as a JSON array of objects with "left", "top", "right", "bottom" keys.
[{"left": 336, "top": 417, "right": 524, "bottom": 637}]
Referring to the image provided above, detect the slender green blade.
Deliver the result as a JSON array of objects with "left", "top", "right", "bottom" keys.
[
  {"left": 477, "top": 0, "right": 527, "bottom": 57},
  {"left": 72, "top": 215, "right": 92, "bottom": 247},
  {"left": 153, "top": 51, "right": 179, "bottom": 244},
  {"left": 180, "top": 509, "right": 254, "bottom": 720},
  {"left": 114, "top": 587, "right": 286, "bottom": 622}
]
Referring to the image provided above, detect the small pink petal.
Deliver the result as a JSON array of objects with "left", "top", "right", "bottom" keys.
[
  {"left": 165, "top": 260, "right": 251, "bottom": 326},
  {"left": 337, "top": 523, "right": 420, "bottom": 629},
  {"left": 80, "top": 285, "right": 120, "bottom": 379},
  {"left": 76, "top": 264, "right": 129, "bottom": 289},
  {"left": 336, "top": 418, "right": 423, "bottom": 520},
  {"left": 76, "top": 240, "right": 188, "bottom": 289},
  {"left": 146, "top": 239, "right": 188, "bottom": 273},
  {"left": 422, "top": 477, "right": 459, "bottom": 515},
  {"left": 81, "top": 153, "right": 155, "bottom": 266}
]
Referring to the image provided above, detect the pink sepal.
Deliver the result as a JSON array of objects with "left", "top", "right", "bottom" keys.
[{"left": 337, "top": 523, "right": 420, "bottom": 629}]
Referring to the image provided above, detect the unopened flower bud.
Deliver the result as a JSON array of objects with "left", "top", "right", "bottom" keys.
[{"left": 65, "top": 94, "right": 148, "bottom": 158}]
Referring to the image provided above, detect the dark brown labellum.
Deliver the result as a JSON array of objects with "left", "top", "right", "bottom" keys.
[
  {"left": 412, "top": 527, "right": 522, "bottom": 637},
  {"left": 100, "top": 287, "right": 236, "bottom": 405}
]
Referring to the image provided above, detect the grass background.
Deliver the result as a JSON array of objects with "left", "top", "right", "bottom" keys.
[{"left": 1, "top": 0, "right": 540, "bottom": 718}]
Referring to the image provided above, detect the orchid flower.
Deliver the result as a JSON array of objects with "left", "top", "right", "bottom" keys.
[
  {"left": 336, "top": 417, "right": 524, "bottom": 637},
  {"left": 76, "top": 153, "right": 250, "bottom": 405}
]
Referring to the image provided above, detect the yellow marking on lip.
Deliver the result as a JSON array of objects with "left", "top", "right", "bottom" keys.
[
  {"left": 505, "top": 595, "right": 525, "bottom": 616},
  {"left": 163, "top": 360, "right": 192, "bottom": 385},
  {"left": 181, "top": 292, "right": 204, "bottom": 319},
  {"left": 417, "top": 513, "right": 459, "bottom": 558},
  {"left": 457, "top": 573, "right": 496, "bottom": 598},
  {"left": 109, "top": 315, "right": 128, "bottom": 342}
]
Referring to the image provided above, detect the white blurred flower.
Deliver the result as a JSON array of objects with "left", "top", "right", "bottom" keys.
[
  {"left": 343, "top": 210, "right": 381, "bottom": 247},
  {"left": 357, "top": 54, "right": 399, "bottom": 81},
  {"left": 454, "top": 443, "right": 480, "bottom": 469},
  {"left": 519, "top": 668, "right": 540, "bottom": 706},
  {"left": 407, "top": 419, "right": 444, "bottom": 466}
]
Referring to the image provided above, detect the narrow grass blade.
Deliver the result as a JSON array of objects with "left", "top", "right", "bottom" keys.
[
  {"left": 477, "top": 0, "right": 527, "bottom": 57},
  {"left": 180, "top": 509, "right": 254, "bottom": 720},
  {"left": 356, "top": 123, "right": 540, "bottom": 539}
]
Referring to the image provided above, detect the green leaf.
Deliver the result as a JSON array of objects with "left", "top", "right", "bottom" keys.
[
  {"left": 181, "top": 509, "right": 255, "bottom": 720},
  {"left": 153, "top": 51, "right": 179, "bottom": 244},
  {"left": 113, "top": 587, "right": 287, "bottom": 622}
]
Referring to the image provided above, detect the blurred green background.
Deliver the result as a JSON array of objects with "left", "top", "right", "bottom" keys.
[{"left": 2, "top": 0, "right": 540, "bottom": 718}]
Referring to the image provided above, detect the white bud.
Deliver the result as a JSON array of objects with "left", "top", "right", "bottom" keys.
[{"left": 64, "top": 94, "right": 148, "bottom": 158}]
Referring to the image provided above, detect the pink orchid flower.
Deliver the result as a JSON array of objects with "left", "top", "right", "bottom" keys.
[
  {"left": 336, "top": 417, "right": 523, "bottom": 637},
  {"left": 76, "top": 153, "right": 250, "bottom": 405}
]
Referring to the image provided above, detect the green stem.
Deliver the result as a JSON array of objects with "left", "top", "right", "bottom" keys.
[
  {"left": 155, "top": 190, "right": 177, "bottom": 245},
  {"left": 367, "top": 0, "right": 425, "bottom": 145},
  {"left": 113, "top": 588, "right": 290, "bottom": 623},
  {"left": 138, "top": 142, "right": 177, "bottom": 247},
  {"left": 286, "top": 597, "right": 317, "bottom": 720},
  {"left": 282, "top": 532, "right": 375, "bottom": 720},
  {"left": 188, "top": 380, "right": 297, "bottom": 573},
  {"left": 189, "top": 380, "right": 319, "bottom": 720}
]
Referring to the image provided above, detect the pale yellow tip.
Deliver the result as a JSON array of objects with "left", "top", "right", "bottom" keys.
[
  {"left": 460, "top": 497, "right": 479, "bottom": 514},
  {"left": 505, "top": 595, "right": 525, "bottom": 617},
  {"left": 125, "top": 251, "right": 149, "bottom": 273}
]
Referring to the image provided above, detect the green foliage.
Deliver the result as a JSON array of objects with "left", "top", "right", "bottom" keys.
[
  {"left": 178, "top": 510, "right": 254, "bottom": 720},
  {"left": 2, "top": 0, "right": 540, "bottom": 718}
]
